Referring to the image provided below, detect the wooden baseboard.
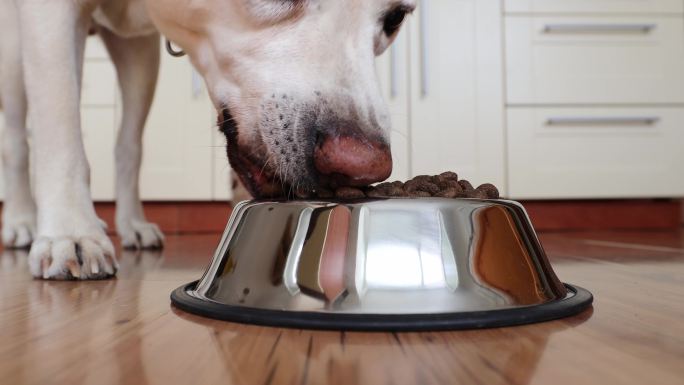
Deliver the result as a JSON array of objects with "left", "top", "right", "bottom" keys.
[
  {"left": 1, "top": 199, "right": 680, "bottom": 235},
  {"left": 520, "top": 200, "right": 682, "bottom": 231},
  {"left": 93, "top": 202, "right": 232, "bottom": 234}
]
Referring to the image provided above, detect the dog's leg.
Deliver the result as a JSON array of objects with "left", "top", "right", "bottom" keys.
[
  {"left": 0, "top": 0, "right": 36, "bottom": 248},
  {"left": 99, "top": 29, "right": 163, "bottom": 249},
  {"left": 19, "top": 0, "right": 116, "bottom": 279}
]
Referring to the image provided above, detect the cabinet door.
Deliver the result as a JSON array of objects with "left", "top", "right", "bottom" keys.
[
  {"left": 508, "top": 107, "right": 684, "bottom": 199},
  {"left": 506, "top": 16, "right": 684, "bottom": 105},
  {"left": 376, "top": 22, "right": 411, "bottom": 182},
  {"left": 505, "top": 0, "right": 683, "bottom": 14},
  {"left": 409, "top": 0, "right": 505, "bottom": 190},
  {"left": 140, "top": 52, "right": 216, "bottom": 201}
]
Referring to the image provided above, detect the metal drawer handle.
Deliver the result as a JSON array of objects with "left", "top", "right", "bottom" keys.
[
  {"left": 543, "top": 24, "right": 656, "bottom": 34},
  {"left": 546, "top": 117, "right": 660, "bottom": 126}
]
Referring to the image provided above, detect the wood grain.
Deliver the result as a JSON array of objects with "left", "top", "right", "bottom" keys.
[{"left": 1, "top": 231, "right": 683, "bottom": 385}]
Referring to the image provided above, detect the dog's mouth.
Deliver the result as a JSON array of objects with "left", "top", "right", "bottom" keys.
[
  {"left": 219, "top": 109, "right": 289, "bottom": 198},
  {"left": 219, "top": 106, "right": 393, "bottom": 199}
]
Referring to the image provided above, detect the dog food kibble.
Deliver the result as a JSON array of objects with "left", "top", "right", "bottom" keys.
[
  {"left": 435, "top": 187, "right": 460, "bottom": 198},
  {"left": 457, "top": 180, "right": 474, "bottom": 192},
  {"left": 475, "top": 183, "right": 500, "bottom": 200},
  {"left": 334, "top": 187, "right": 366, "bottom": 200},
  {"left": 316, "top": 188, "right": 335, "bottom": 199},
  {"left": 310, "top": 172, "right": 501, "bottom": 201}
]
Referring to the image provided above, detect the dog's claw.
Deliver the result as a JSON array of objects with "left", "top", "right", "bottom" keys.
[
  {"left": 65, "top": 260, "right": 81, "bottom": 279},
  {"left": 41, "top": 258, "right": 50, "bottom": 279},
  {"left": 29, "top": 236, "right": 117, "bottom": 280}
]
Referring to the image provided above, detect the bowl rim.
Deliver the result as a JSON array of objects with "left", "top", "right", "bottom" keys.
[{"left": 170, "top": 281, "right": 593, "bottom": 332}]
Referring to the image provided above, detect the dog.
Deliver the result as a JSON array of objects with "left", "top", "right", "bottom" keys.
[{"left": 0, "top": 0, "right": 415, "bottom": 280}]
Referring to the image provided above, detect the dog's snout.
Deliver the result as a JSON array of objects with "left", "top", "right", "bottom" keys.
[{"left": 313, "top": 130, "right": 392, "bottom": 186}]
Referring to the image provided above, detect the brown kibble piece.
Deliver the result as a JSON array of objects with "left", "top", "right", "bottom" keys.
[
  {"left": 458, "top": 180, "right": 474, "bottom": 191},
  {"left": 439, "top": 171, "right": 458, "bottom": 180},
  {"left": 387, "top": 186, "right": 408, "bottom": 197},
  {"left": 461, "top": 188, "right": 478, "bottom": 198},
  {"left": 335, "top": 187, "right": 366, "bottom": 200},
  {"left": 435, "top": 187, "right": 459, "bottom": 198},
  {"left": 366, "top": 188, "right": 387, "bottom": 198},
  {"left": 403, "top": 179, "right": 420, "bottom": 193},
  {"left": 470, "top": 189, "right": 489, "bottom": 199},
  {"left": 416, "top": 181, "right": 440, "bottom": 195},
  {"left": 316, "top": 188, "right": 335, "bottom": 199},
  {"left": 476, "top": 183, "right": 499, "bottom": 199},
  {"left": 303, "top": 171, "right": 499, "bottom": 201},
  {"left": 409, "top": 190, "right": 432, "bottom": 198},
  {"left": 437, "top": 178, "right": 461, "bottom": 190}
]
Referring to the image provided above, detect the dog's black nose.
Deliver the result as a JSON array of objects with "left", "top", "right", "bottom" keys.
[{"left": 313, "top": 129, "right": 392, "bottom": 186}]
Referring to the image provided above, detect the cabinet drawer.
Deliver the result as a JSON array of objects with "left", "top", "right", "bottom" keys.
[
  {"left": 505, "top": 0, "right": 683, "bottom": 14},
  {"left": 506, "top": 16, "right": 684, "bottom": 104},
  {"left": 507, "top": 107, "right": 684, "bottom": 199}
]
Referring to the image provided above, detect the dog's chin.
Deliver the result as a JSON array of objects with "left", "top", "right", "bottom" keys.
[
  {"left": 226, "top": 142, "right": 287, "bottom": 199},
  {"left": 218, "top": 108, "right": 316, "bottom": 199},
  {"left": 230, "top": 154, "right": 320, "bottom": 199},
  {"left": 219, "top": 108, "right": 280, "bottom": 198}
]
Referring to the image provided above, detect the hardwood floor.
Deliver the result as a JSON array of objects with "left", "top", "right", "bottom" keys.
[{"left": 1, "top": 231, "right": 683, "bottom": 385}]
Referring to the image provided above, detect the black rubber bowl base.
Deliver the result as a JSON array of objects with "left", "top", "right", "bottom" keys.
[{"left": 171, "top": 281, "right": 592, "bottom": 332}]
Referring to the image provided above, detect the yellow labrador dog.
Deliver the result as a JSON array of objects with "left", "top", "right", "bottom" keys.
[{"left": 0, "top": 0, "right": 414, "bottom": 280}]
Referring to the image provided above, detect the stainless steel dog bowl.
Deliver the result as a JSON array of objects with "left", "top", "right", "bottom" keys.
[{"left": 171, "top": 198, "right": 592, "bottom": 331}]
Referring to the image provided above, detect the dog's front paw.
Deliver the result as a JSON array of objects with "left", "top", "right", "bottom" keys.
[
  {"left": 118, "top": 219, "right": 164, "bottom": 250},
  {"left": 2, "top": 206, "right": 37, "bottom": 249},
  {"left": 2, "top": 221, "right": 35, "bottom": 249},
  {"left": 29, "top": 236, "right": 118, "bottom": 280}
]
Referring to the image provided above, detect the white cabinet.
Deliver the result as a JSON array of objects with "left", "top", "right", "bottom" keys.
[
  {"left": 85, "top": 37, "right": 233, "bottom": 202},
  {"left": 81, "top": 61, "right": 117, "bottom": 107},
  {"left": 508, "top": 107, "right": 684, "bottom": 198},
  {"left": 506, "top": 0, "right": 683, "bottom": 14},
  {"left": 506, "top": 16, "right": 684, "bottom": 105},
  {"left": 82, "top": 38, "right": 117, "bottom": 201},
  {"left": 139, "top": 53, "right": 219, "bottom": 201},
  {"left": 82, "top": 108, "right": 116, "bottom": 200},
  {"left": 376, "top": 0, "right": 506, "bottom": 190},
  {"left": 7, "top": 1, "right": 683, "bottom": 203},
  {"left": 1, "top": 37, "right": 232, "bottom": 203},
  {"left": 376, "top": 22, "right": 411, "bottom": 182},
  {"left": 504, "top": 1, "right": 684, "bottom": 199}
]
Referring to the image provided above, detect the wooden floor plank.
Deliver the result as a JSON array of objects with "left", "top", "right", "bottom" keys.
[{"left": 1, "top": 232, "right": 683, "bottom": 385}]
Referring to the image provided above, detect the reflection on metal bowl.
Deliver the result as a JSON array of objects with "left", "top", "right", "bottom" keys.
[{"left": 171, "top": 198, "right": 592, "bottom": 331}]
